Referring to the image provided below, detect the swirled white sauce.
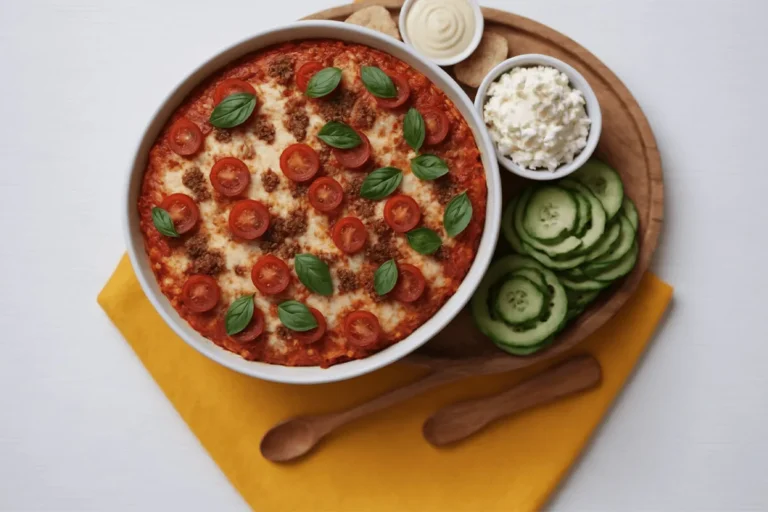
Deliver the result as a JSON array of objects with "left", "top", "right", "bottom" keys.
[{"left": 405, "top": 0, "right": 477, "bottom": 60}]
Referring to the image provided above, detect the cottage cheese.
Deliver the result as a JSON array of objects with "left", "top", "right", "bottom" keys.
[{"left": 483, "top": 66, "right": 591, "bottom": 171}]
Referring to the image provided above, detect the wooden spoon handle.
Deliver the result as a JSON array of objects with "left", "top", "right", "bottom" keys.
[
  {"left": 314, "top": 368, "right": 465, "bottom": 435},
  {"left": 423, "top": 355, "right": 602, "bottom": 446}
]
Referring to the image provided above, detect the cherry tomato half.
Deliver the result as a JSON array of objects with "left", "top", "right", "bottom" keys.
[
  {"left": 296, "top": 61, "right": 325, "bottom": 93},
  {"left": 182, "top": 275, "right": 220, "bottom": 313},
  {"left": 391, "top": 263, "right": 426, "bottom": 303},
  {"left": 160, "top": 193, "right": 200, "bottom": 235},
  {"left": 332, "top": 131, "right": 371, "bottom": 169},
  {"left": 251, "top": 255, "right": 291, "bottom": 295},
  {"left": 213, "top": 78, "right": 257, "bottom": 105},
  {"left": 375, "top": 74, "right": 411, "bottom": 109},
  {"left": 332, "top": 217, "right": 367, "bottom": 254},
  {"left": 229, "top": 307, "right": 265, "bottom": 343},
  {"left": 210, "top": 157, "right": 250, "bottom": 197},
  {"left": 422, "top": 109, "right": 450, "bottom": 145},
  {"left": 280, "top": 143, "right": 320, "bottom": 182},
  {"left": 168, "top": 118, "right": 203, "bottom": 156},
  {"left": 344, "top": 311, "right": 381, "bottom": 348},
  {"left": 384, "top": 195, "right": 421, "bottom": 233},
  {"left": 228, "top": 199, "right": 270, "bottom": 240},
  {"left": 293, "top": 307, "right": 327, "bottom": 345},
  {"left": 308, "top": 177, "right": 344, "bottom": 212}
]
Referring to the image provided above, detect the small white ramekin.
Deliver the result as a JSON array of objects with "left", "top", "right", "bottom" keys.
[
  {"left": 399, "top": 0, "right": 484, "bottom": 67},
  {"left": 474, "top": 54, "right": 602, "bottom": 181}
]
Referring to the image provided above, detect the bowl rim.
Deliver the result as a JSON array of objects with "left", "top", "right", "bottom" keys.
[
  {"left": 474, "top": 53, "right": 603, "bottom": 181},
  {"left": 398, "top": 0, "right": 485, "bottom": 67},
  {"left": 123, "top": 20, "right": 501, "bottom": 385}
]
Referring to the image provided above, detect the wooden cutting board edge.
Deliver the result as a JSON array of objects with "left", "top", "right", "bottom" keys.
[{"left": 303, "top": 1, "right": 664, "bottom": 374}]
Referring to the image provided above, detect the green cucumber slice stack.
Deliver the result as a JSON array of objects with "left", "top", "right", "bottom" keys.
[{"left": 475, "top": 158, "right": 640, "bottom": 357}]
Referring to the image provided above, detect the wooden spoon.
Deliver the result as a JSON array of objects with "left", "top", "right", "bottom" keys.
[
  {"left": 260, "top": 362, "right": 481, "bottom": 462},
  {"left": 422, "top": 355, "right": 602, "bottom": 446}
]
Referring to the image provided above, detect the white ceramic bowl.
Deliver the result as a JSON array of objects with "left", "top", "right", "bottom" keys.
[
  {"left": 474, "top": 54, "right": 602, "bottom": 181},
  {"left": 399, "top": 0, "right": 484, "bottom": 67},
  {"left": 123, "top": 21, "right": 501, "bottom": 385}
]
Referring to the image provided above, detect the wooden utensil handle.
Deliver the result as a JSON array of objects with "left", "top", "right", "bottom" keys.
[
  {"left": 316, "top": 369, "right": 464, "bottom": 434},
  {"left": 423, "top": 355, "right": 602, "bottom": 446}
]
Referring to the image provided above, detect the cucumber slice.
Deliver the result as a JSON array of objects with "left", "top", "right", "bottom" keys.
[
  {"left": 522, "top": 242, "right": 587, "bottom": 270},
  {"left": 558, "top": 273, "right": 609, "bottom": 291},
  {"left": 512, "top": 267, "right": 548, "bottom": 290},
  {"left": 622, "top": 197, "right": 639, "bottom": 230},
  {"left": 502, "top": 197, "right": 525, "bottom": 254},
  {"left": 591, "top": 242, "right": 639, "bottom": 282},
  {"left": 515, "top": 189, "right": 582, "bottom": 257},
  {"left": 573, "top": 159, "right": 624, "bottom": 219},
  {"left": 472, "top": 255, "right": 568, "bottom": 348},
  {"left": 522, "top": 186, "right": 578, "bottom": 243},
  {"left": 584, "top": 221, "right": 621, "bottom": 262},
  {"left": 557, "top": 180, "right": 606, "bottom": 254},
  {"left": 586, "top": 215, "right": 635, "bottom": 273},
  {"left": 494, "top": 337, "right": 554, "bottom": 356},
  {"left": 567, "top": 289, "right": 599, "bottom": 310},
  {"left": 573, "top": 190, "right": 592, "bottom": 237},
  {"left": 494, "top": 276, "right": 546, "bottom": 325}
]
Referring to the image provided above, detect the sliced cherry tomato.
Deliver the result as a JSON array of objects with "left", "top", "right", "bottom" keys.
[
  {"left": 384, "top": 195, "right": 421, "bottom": 233},
  {"left": 168, "top": 118, "right": 203, "bottom": 156},
  {"left": 280, "top": 143, "right": 320, "bottom": 182},
  {"left": 213, "top": 78, "right": 257, "bottom": 105},
  {"left": 251, "top": 255, "right": 291, "bottom": 295},
  {"left": 391, "top": 263, "right": 426, "bottom": 303},
  {"left": 375, "top": 74, "right": 411, "bottom": 109},
  {"left": 230, "top": 307, "right": 265, "bottom": 343},
  {"left": 228, "top": 199, "right": 270, "bottom": 240},
  {"left": 344, "top": 311, "right": 381, "bottom": 348},
  {"left": 422, "top": 109, "right": 451, "bottom": 145},
  {"left": 296, "top": 61, "right": 325, "bottom": 93},
  {"left": 308, "top": 177, "right": 344, "bottom": 212},
  {"left": 210, "top": 157, "right": 251, "bottom": 197},
  {"left": 182, "top": 275, "right": 220, "bottom": 313},
  {"left": 332, "top": 131, "right": 371, "bottom": 169},
  {"left": 332, "top": 217, "right": 367, "bottom": 254},
  {"left": 293, "top": 307, "right": 327, "bottom": 345},
  {"left": 160, "top": 193, "right": 199, "bottom": 234}
]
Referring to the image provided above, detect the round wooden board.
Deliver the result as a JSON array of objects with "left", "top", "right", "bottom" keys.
[{"left": 304, "top": 0, "right": 664, "bottom": 374}]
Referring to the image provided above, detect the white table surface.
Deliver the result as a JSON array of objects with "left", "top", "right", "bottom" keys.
[{"left": 2, "top": 0, "right": 767, "bottom": 510}]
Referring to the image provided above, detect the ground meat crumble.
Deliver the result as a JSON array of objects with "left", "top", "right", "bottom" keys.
[
  {"left": 258, "top": 211, "right": 308, "bottom": 252},
  {"left": 183, "top": 233, "right": 225, "bottom": 275},
  {"left": 261, "top": 169, "right": 280, "bottom": 192},
  {"left": 350, "top": 97, "right": 377, "bottom": 130},
  {"left": 337, "top": 269, "right": 359, "bottom": 293},
  {"left": 252, "top": 115, "right": 276, "bottom": 144},
  {"left": 268, "top": 55, "right": 294, "bottom": 85},
  {"left": 284, "top": 97, "right": 310, "bottom": 142},
  {"left": 214, "top": 128, "right": 231, "bottom": 142},
  {"left": 317, "top": 89, "right": 357, "bottom": 122},
  {"left": 181, "top": 166, "right": 211, "bottom": 201}
]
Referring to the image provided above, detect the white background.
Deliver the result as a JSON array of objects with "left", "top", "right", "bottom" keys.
[{"left": 1, "top": 0, "right": 767, "bottom": 510}]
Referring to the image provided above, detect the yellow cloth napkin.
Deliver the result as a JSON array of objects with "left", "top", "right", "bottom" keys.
[{"left": 98, "top": 253, "right": 671, "bottom": 511}]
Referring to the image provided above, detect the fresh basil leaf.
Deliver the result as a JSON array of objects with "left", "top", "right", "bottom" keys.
[
  {"left": 360, "top": 167, "right": 403, "bottom": 200},
  {"left": 209, "top": 92, "right": 257, "bottom": 128},
  {"left": 374, "top": 259, "right": 398, "bottom": 296},
  {"left": 151, "top": 207, "right": 179, "bottom": 238},
  {"left": 305, "top": 67, "right": 342, "bottom": 98},
  {"left": 444, "top": 191, "right": 473, "bottom": 237},
  {"left": 406, "top": 227, "right": 442, "bottom": 255},
  {"left": 225, "top": 295, "right": 254, "bottom": 335},
  {"left": 403, "top": 108, "right": 425, "bottom": 152},
  {"left": 361, "top": 66, "right": 397, "bottom": 99},
  {"left": 294, "top": 254, "right": 333, "bottom": 296},
  {"left": 278, "top": 301, "right": 318, "bottom": 332},
  {"left": 410, "top": 154, "right": 449, "bottom": 181},
  {"left": 317, "top": 121, "right": 361, "bottom": 149}
]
